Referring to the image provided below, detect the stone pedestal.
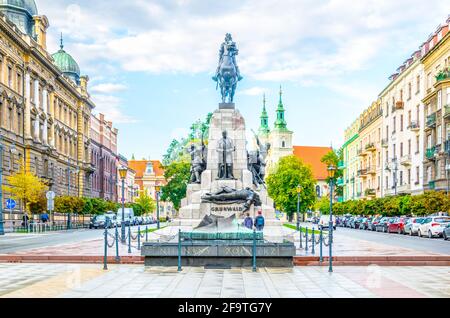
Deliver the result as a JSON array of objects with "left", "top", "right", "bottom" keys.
[{"left": 177, "top": 104, "right": 277, "bottom": 230}]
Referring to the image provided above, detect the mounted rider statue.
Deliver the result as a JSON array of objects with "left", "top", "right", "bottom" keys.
[{"left": 212, "top": 33, "right": 243, "bottom": 103}]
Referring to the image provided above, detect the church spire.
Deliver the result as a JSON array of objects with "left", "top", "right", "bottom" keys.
[
  {"left": 258, "top": 93, "right": 270, "bottom": 136},
  {"left": 60, "top": 33, "right": 64, "bottom": 50},
  {"left": 274, "top": 85, "right": 288, "bottom": 130}
]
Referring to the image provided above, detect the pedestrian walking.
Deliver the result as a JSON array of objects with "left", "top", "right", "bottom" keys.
[
  {"left": 254, "top": 211, "right": 265, "bottom": 232},
  {"left": 22, "top": 213, "right": 29, "bottom": 228},
  {"left": 243, "top": 213, "right": 253, "bottom": 230}
]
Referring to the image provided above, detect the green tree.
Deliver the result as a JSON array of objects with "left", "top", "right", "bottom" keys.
[
  {"left": 135, "top": 191, "right": 156, "bottom": 215},
  {"left": 29, "top": 195, "right": 47, "bottom": 215},
  {"left": 315, "top": 196, "right": 330, "bottom": 215},
  {"left": 266, "top": 155, "right": 317, "bottom": 219},
  {"left": 2, "top": 166, "right": 47, "bottom": 215},
  {"left": 321, "top": 149, "right": 344, "bottom": 196},
  {"left": 160, "top": 160, "right": 191, "bottom": 211}
]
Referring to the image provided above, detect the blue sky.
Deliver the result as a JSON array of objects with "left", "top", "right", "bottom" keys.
[{"left": 37, "top": 0, "right": 450, "bottom": 160}]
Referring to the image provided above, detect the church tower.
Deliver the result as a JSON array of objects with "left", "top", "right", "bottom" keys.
[
  {"left": 267, "top": 86, "right": 293, "bottom": 169},
  {"left": 257, "top": 94, "right": 270, "bottom": 146}
]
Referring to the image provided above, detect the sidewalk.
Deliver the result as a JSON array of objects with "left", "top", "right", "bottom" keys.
[{"left": 0, "top": 263, "right": 448, "bottom": 298}]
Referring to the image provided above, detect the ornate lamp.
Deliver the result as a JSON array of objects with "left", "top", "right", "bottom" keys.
[
  {"left": 119, "top": 166, "right": 128, "bottom": 180},
  {"left": 327, "top": 165, "right": 337, "bottom": 179}
]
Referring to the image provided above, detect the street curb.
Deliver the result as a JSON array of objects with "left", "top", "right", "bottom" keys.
[
  {"left": 293, "top": 256, "right": 450, "bottom": 266},
  {"left": 1, "top": 255, "right": 449, "bottom": 266},
  {"left": 0, "top": 255, "right": 144, "bottom": 265}
]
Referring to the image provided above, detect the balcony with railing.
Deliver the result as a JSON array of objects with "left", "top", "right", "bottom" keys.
[
  {"left": 395, "top": 101, "right": 404, "bottom": 110},
  {"left": 435, "top": 67, "right": 450, "bottom": 83},
  {"left": 400, "top": 154, "right": 412, "bottom": 166},
  {"left": 357, "top": 168, "right": 368, "bottom": 177},
  {"left": 336, "top": 178, "right": 344, "bottom": 186},
  {"left": 357, "top": 148, "right": 367, "bottom": 157},
  {"left": 426, "top": 113, "right": 436, "bottom": 129},
  {"left": 365, "top": 142, "right": 376, "bottom": 152},
  {"left": 426, "top": 146, "right": 436, "bottom": 160},
  {"left": 337, "top": 161, "right": 345, "bottom": 170},
  {"left": 407, "top": 121, "right": 420, "bottom": 132},
  {"left": 444, "top": 105, "right": 450, "bottom": 120},
  {"left": 367, "top": 165, "right": 376, "bottom": 175},
  {"left": 398, "top": 183, "right": 412, "bottom": 194},
  {"left": 445, "top": 140, "right": 450, "bottom": 155},
  {"left": 364, "top": 188, "right": 376, "bottom": 197}
]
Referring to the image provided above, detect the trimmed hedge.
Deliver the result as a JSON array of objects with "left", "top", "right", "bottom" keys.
[{"left": 331, "top": 191, "right": 449, "bottom": 216}]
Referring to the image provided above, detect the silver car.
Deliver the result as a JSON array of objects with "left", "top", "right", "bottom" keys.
[
  {"left": 404, "top": 217, "right": 425, "bottom": 236},
  {"left": 443, "top": 223, "right": 450, "bottom": 240}
]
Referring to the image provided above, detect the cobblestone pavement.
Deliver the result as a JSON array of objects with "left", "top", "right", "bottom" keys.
[{"left": 0, "top": 263, "right": 448, "bottom": 298}]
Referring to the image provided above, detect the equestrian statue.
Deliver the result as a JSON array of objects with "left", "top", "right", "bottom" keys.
[{"left": 212, "top": 33, "right": 243, "bottom": 103}]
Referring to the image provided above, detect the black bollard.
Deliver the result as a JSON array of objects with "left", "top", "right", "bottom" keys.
[
  {"left": 178, "top": 229, "right": 182, "bottom": 272},
  {"left": 312, "top": 227, "right": 315, "bottom": 255},
  {"left": 305, "top": 227, "right": 309, "bottom": 252},
  {"left": 115, "top": 224, "right": 120, "bottom": 263},
  {"left": 103, "top": 227, "right": 108, "bottom": 270},
  {"left": 319, "top": 228, "right": 323, "bottom": 263}
]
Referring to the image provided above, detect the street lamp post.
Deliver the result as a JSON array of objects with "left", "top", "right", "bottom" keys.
[
  {"left": 118, "top": 166, "right": 128, "bottom": 243},
  {"left": 296, "top": 185, "right": 301, "bottom": 231},
  {"left": 327, "top": 165, "right": 337, "bottom": 273},
  {"left": 0, "top": 136, "right": 4, "bottom": 235},
  {"left": 156, "top": 186, "right": 161, "bottom": 230}
]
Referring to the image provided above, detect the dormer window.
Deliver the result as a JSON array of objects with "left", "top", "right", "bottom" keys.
[{"left": 145, "top": 162, "right": 154, "bottom": 174}]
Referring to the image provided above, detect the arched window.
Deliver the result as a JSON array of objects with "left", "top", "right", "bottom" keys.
[
  {"left": 316, "top": 185, "right": 321, "bottom": 198},
  {"left": 282, "top": 140, "right": 286, "bottom": 148}
]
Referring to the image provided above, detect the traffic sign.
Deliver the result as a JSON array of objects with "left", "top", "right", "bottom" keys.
[
  {"left": 6, "top": 199, "right": 16, "bottom": 210},
  {"left": 46, "top": 191, "right": 56, "bottom": 200}
]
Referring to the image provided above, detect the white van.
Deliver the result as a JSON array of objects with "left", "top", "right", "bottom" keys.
[
  {"left": 318, "top": 215, "right": 336, "bottom": 231},
  {"left": 117, "top": 208, "right": 134, "bottom": 226}
]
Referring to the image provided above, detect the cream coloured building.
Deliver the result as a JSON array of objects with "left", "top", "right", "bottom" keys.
[
  {"left": 379, "top": 52, "right": 425, "bottom": 196},
  {"left": 356, "top": 101, "right": 383, "bottom": 199},
  {"left": 341, "top": 119, "right": 360, "bottom": 201}
]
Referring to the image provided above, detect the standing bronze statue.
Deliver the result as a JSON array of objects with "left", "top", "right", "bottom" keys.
[
  {"left": 216, "top": 130, "right": 235, "bottom": 179},
  {"left": 187, "top": 140, "right": 207, "bottom": 184}
]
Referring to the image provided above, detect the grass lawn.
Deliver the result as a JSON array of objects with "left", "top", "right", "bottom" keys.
[
  {"left": 141, "top": 226, "right": 168, "bottom": 234},
  {"left": 283, "top": 223, "right": 325, "bottom": 234}
]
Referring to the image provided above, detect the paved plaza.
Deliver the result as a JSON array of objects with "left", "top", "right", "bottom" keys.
[{"left": 0, "top": 263, "right": 448, "bottom": 298}]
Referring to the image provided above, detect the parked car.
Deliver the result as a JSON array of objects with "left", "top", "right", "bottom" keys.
[
  {"left": 387, "top": 217, "right": 409, "bottom": 234},
  {"left": 116, "top": 208, "right": 134, "bottom": 226},
  {"left": 418, "top": 216, "right": 450, "bottom": 238},
  {"left": 104, "top": 212, "right": 118, "bottom": 227},
  {"left": 318, "top": 215, "right": 336, "bottom": 230},
  {"left": 404, "top": 217, "right": 425, "bottom": 236},
  {"left": 359, "top": 217, "right": 372, "bottom": 230},
  {"left": 443, "top": 223, "right": 450, "bottom": 240},
  {"left": 375, "top": 217, "right": 393, "bottom": 232},
  {"left": 89, "top": 215, "right": 112, "bottom": 229}
]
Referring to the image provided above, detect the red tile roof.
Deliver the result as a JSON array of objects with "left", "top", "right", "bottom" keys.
[
  {"left": 293, "top": 146, "right": 332, "bottom": 181},
  {"left": 128, "top": 160, "right": 165, "bottom": 178}
]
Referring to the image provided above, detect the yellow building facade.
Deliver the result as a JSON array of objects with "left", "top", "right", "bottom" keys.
[
  {"left": 356, "top": 101, "right": 383, "bottom": 199},
  {"left": 421, "top": 26, "right": 450, "bottom": 192},
  {"left": 0, "top": 3, "right": 95, "bottom": 205}
]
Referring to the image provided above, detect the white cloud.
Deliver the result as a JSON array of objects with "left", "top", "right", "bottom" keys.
[
  {"left": 90, "top": 83, "right": 128, "bottom": 94},
  {"left": 239, "top": 86, "right": 268, "bottom": 96},
  {"left": 40, "top": 0, "right": 450, "bottom": 84},
  {"left": 91, "top": 94, "right": 137, "bottom": 124}
]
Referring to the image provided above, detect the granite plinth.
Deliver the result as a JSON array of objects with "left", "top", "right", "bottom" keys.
[
  {"left": 142, "top": 240, "right": 295, "bottom": 267},
  {"left": 219, "top": 103, "right": 235, "bottom": 110}
]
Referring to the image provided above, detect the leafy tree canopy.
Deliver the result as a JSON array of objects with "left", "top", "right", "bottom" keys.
[
  {"left": 266, "top": 155, "right": 317, "bottom": 217},
  {"left": 160, "top": 160, "right": 191, "bottom": 211}
]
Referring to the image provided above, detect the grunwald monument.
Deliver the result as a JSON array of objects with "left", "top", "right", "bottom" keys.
[{"left": 141, "top": 34, "right": 296, "bottom": 268}]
